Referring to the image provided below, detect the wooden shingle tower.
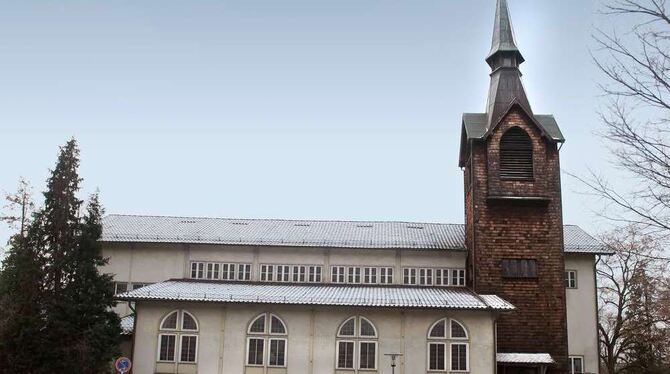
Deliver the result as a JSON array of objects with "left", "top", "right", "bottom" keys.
[{"left": 459, "top": 0, "right": 569, "bottom": 372}]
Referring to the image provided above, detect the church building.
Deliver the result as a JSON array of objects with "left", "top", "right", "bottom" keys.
[{"left": 106, "top": 1, "right": 609, "bottom": 373}]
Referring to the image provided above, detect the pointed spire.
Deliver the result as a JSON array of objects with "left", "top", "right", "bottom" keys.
[
  {"left": 486, "top": 0, "right": 524, "bottom": 67},
  {"left": 485, "top": 0, "right": 531, "bottom": 129}
]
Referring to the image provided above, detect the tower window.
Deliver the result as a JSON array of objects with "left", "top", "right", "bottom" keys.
[{"left": 499, "top": 127, "right": 533, "bottom": 180}]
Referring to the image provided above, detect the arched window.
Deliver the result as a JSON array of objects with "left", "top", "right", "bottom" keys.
[
  {"left": 427, "top": 318, "right": 469, "bottom": 372},
  {"left": 336, "top": 316, "right": 378, "bottom": 370},
  {"left": 246, "top": 313, "right": 288, "bottom": 368},
  {"left": 157, "top": 310, "right": 199, "bottom": 363},
  {"left": 500, "top": 127, "right": 533, "bottom": 180}
]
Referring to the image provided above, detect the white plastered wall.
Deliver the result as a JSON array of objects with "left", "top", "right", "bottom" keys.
[
  {"left": 133, "top": 301, "right": 496, "bottom": 374},
  {"left": 565, "top": 254, "right": 600, "bottom": 374}
]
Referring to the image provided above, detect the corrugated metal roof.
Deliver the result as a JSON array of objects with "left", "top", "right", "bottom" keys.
[
  {"left": 497, "top": 353, "right": 555, "bottom": 365},
  {"left": 116, "top": 280, "right": 515, "bottom": 311},
  {"left": 120, "top": 314, "right": 134, "bottom": 335},
  {"left": 101, "top": 215, "right": 608, "bottom": 254}
]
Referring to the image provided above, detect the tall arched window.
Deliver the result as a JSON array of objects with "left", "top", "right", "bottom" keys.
[
  {"left": 500, "top": 127, "right": 533, "bottom": 180},
  {"left": 246, "top": 313, "right": 288, "bottom": 368},
  {"left": 336, "top": 316, "right": 378, "bottom": 370},
  {"left": 157, "top": 310, "right": 199, "bottom": 363},
  {"left": 427, "top": 318, "right": 469, "bottom": 372}
]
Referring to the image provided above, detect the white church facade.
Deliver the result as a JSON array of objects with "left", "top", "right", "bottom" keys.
[{"left": 105, "top": 1, "right": 610, "bottom": 373}]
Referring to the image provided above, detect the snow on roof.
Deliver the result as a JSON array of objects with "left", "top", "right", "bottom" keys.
[
  {"left": 101, "top": 214, "right": 608, "bottom": 254},
  {"left": 497, "top": 353, "right": 555, "bottom": 365},
  {"left": 116, "top": 280, "right": 516, "bottom": 311},
  {"left": 120, "top": 314, "right": 134, "bottom": 335}
]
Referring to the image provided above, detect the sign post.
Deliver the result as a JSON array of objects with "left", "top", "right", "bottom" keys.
[{"left": 114, "top": 357, "right": 132, "bottom": 374}]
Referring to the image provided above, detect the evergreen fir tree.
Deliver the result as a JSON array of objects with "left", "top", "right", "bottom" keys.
[
  {"left": 1, "top": 139, "right": 121, "bottom": 373},
  {"left": 37, "top": 139, "right": 121, "bottom": 373},
  {"left": 0, "top": 230, "right": 45, "bottom": 374}
]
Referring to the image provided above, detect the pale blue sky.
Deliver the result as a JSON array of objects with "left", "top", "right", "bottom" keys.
[{"left": 0, "top": 0, "right": 617, "bottom": 245}]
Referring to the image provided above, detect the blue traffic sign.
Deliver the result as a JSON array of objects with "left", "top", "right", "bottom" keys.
[{"left": 114, "top": 357, "right": 132, "bottom": 373}]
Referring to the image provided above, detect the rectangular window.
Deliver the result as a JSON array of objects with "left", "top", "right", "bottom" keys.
[
  {"left": 260, "top": 265, "right": 274, "bottom": 282},
  {"left": 428, "top": 342, "right": 446, "bottom": 371},
  {"left": 158, "top": 334, "right": 176, "bottom": 361},
  {"left": 114, "top": 282, "right": 128, "bottom": 294},
  {"left": 206, "top": 263, "right": 215, "bottom": 279},
  {"left": 269, "top": 339, "right": 287, "bottom": 367},
  {"left": 347, "top": 266, "right": 361, "bottom": 284},
  {"left": 220, "top": 263, "right": 235, "bottom": 280},
  {"left": 247, "top": 338, "right": 264, "bottom": 366},
  {"left": 452, "top": 269, "right": 465, "bottom": 286},
  {"left": 308, "top": 266, "right": 322, "bottom": 282},
  {"left": 197, "top": 263, "right": 204, "bottom": 279},
  {"left": 435, "top": 269, "right": 449, "bottom": 286},
  {"left": 337, "top": 341, "right": 355, "bottom": 369},
  {"left": 403, "top": 268, "right": 417, "bottom": 285},
  {"left": 179, "top": 335, "right": 197, "bottom": 362},
  {"left": 380, "top": 267, "right": 393, "bottom": 284},
  {"left": 364, "top": 267, "right": 377, "bottom": 284},
  {"left": 570, "top": 356, "right": 584, "bottom": 374},
  {"left": 359, "top": 341, "right": 376, "bottom": 369},
  {"left": 238, "top": 264, "right": 251, "bottom": 281},
  {"left": 190, "top": 262, "right": 205, "bottom": 279},
  {"left": 420, "top": 268, "right": 433, "bottom": 285},
  {"left": 451, "top": 343, "right": 468, "bottom": 371},
  {"left": 277, "top": 265, "right": 290, "bottom": 282},
  {"left": 331, "top": 266, "right": 346, "bottom": 283},
  {"left": 565, "top": 271, "right": 577, "bottom": 289},
  {"left": 501, "top": 259, "right": 538, "bottom": 278},
  {"left": 213, "top": 263, "right": 220, "bottom": 279},
  {"left": 292, "top": 265, "right": 306, "bottom": 282}
]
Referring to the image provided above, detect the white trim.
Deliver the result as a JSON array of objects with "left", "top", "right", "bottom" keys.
[
  {"left": 181, "top": 310, "right": 199, "bottom": 331},
  {"left": 159, "top": 310, "right": 179, "bottom": 331},
  {"left": 335, "top": 340, "right": 356, "bottom": 369},
  {"left": 569, "top": 355, "right": 585, "bottom": 374},
  {"left": 449, "top": 319, "right": 469, "bottom": 339},
  {"left": 449, "top": 342, "right": 469, "bottom": 372},
  {"left": 426, "top": 342, "right": 447, "bottom": 372},
  {"left": 156, "top": 333, "right": 177, "bottom": 362},
  {"left": 269, "top": 313, "right": 288, "bottom": 335},
  {"left": 247, "top": 313, "right": 267, "bottom": 334},
  {"left": 337, "top": 316, "right": 357, "bottom": 337},
  {"left": 565, "top": 270, "right": 578, "bottom": 289},
  {"left": 357, "top": 340, "right": 378, "bottom": 370},
  {"left": 427, "top": 318, "right": 448, "bottom": 339},
  {"left": 358, "top": 316, "right": 378, "bottom": 338},
  {"left": 267, "top": 337, "right": 288, "bottom": 368},
  {"left": 245, "top": 337, "right": 265, "bottom": 366},
  {"left": 178, "top": 334, "right": 199, "bottom": 363}
]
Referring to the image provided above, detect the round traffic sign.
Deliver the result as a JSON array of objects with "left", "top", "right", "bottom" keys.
[{"left": 114, "top": 357, "right": 132, "bottom": 373}]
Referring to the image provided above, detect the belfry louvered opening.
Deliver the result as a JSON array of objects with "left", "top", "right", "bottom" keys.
[{"left": 499, "top": 127, "right": 533, "bottom": 180}]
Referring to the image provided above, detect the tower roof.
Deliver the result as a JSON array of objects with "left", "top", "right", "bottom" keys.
[{"left": 486, "top": 0, "right": 524, "bottom": 66}]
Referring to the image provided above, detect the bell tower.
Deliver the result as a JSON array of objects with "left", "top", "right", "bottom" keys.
[{"left": 459, "top": 0, "right": 569, "bottom": 373}]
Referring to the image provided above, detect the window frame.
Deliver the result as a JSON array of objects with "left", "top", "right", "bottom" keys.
[
  {"left": 157, "top": 333, "right": 177, "bottom": 362},
  {"left": 156, "top": 309, "right": 199, "bottom": 364},
  {"left": 427, "top": 342, "right": 447, "bottom": 372},
  {"left": 178, "top": 334, "right": 198, "bottom": 363},
  {"left": 357, "top": 340, "right": 378, "bottom": 370},
  {"left": 246, "top": 337, "right": 265, "bottom": 366},
  {"left": 450, "top": 342, "right": 469, "bottom": 372},
  {"left": 335, "top": 340, "right": 356, "bottom": 369},
  {"left": 114, "top": 282, "right": 128, "bottom": 295},
  {"left": 246, "top": 313, "right": 288, "bottom": 368},
  {"left": 569, "top": 355, "right": 584, "bottom": 374},
  {"left": 565, "top": 270, "right": 578, "bottom": 289},
  {"left": 268, "top": 337, "right": 288, "bottom": 367}
]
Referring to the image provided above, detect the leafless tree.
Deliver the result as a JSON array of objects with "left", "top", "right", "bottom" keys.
[
  {"left": 597, "top": 225, "right": 670, "bottom": 374},
  {"left": 578, "top": 0, "right": 670, "bottom": 242},
  {"left": 1, "top": 177, "right": 35, "bottom": 239}
]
